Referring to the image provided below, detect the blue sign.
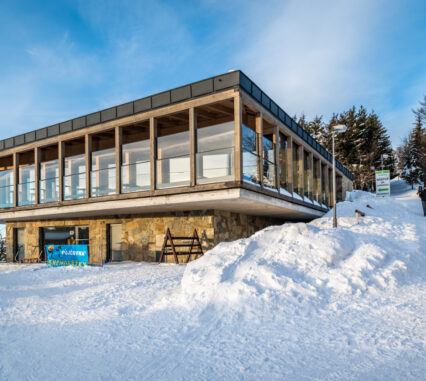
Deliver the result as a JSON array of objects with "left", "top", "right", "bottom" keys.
[{"left": 46, "top": 245, "right": 89, "bottom": 267}]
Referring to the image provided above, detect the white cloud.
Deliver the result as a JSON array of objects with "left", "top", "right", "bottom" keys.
[{"left": 234, "top": 0, "right": 425, "bottom": 146}]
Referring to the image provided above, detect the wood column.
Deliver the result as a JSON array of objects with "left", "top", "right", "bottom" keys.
[
  {"left": 85, "top": 135, "right": 92, "bottom": 199},
  {"left": 317, "top": 158, "right": 322, "bottom": 203},
  {"left": 34, "top": 147, "right": 39, "bottom": 204},
  {"left": 287, "top": 136, "right": 293, "bottom": 194},
  {"left": 13, "top": 152, "right": 18, "bottom": 207},
  {"left": 189, "top": 107, "right": 196, "bottom": 187},
  {"left": 150, "top": 117, "right": 157, "bottom": 191},
  {"left": 309, "top": 152, "right": 314, "bottom": 200},
  {"left": 274, "top": 126, "right": 280, "bottom": 190},
  {"left": 298, "top": 144, "right": 304, "bottom": 198},
  {"left": 58, "top": 142, "right": 64, "bottom": 202},
  {"left": 234, "top": 92, "right": 242, "bottom": 183},
  {"left": 256, "top": 113, "right": 263, "bottom": 187},
  {"left": 115, "top": 126, "right": 122, "bottom": 194}
]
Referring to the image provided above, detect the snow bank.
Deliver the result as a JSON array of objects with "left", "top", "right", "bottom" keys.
[{"left": 182, "top": 190, "right": 425, "bottom": 311}]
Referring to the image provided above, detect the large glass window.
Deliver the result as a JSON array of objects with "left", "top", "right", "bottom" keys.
[
  {"left": 242, "top": 107, "right": 260, "bottom": 184},
  {"left": 0, "top": 156, "right": 13, "bottom": 208},
  {"left": 121, "top": 123, "right": 150, "bottom": 193},
  {"left": 321, "top": 164, "right": 328, "bottom": 206},
  {"left": 328, "top": 168, "right": 333, "bottom": 207},
  {"left": 64, "top": 138, "right": 86, "bottom": 200},
  {"left": 91, "top": 131, "right": 116, "bottom": 197},
  {"left": 336, "top": 175, "right": 343, "bottom": 202},
  {"left": 196, "top": 101, "right": 234, "bottom": 184},
  {"left": 156, "top": 111, "right": 190, "bottom": 189},
  {"left": 18, "top": 151, "right": 35, "bottom": 206},
  {"left": 293, "top": 143, "right": 301, "bottom": 196},
  {"left": 39, "top": 145, "right": 59, "bottom": 204},
  {"left": 304, "top": 150, "right": 312, "bottom": 200},
  {"left": 313, "top": 157, "right": 320, "bottom": 203},
  {"left": 262, "top": 120, "right": 276, "bottom": 189},
  {"left": 279, "top": 133, "right": 288, "bottom": 192}
]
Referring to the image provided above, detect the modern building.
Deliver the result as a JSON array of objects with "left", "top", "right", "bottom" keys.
[{"left": 0, "top": 71, "right": 353, "bottom": 263}]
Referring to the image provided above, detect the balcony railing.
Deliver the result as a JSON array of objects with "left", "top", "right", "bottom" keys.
[
  {"left": 242, "top": 151, "right": 260, "bottom": 184},
  {"left": 39, "top": 177, "right": 59, "bottom": 204},
  {"left": 156, "top": 155, "right": 190, "bottom": 189},
  {"left": 121, "top": 161, "right": 150, "bottom": 193},
  {"left": 262, "top": 158, "right": 276, "bottom": 189},
  {"left": 90, "top": 167, "right": 116, "bottom": 197},
  {"left": 0, "top": 184, "right": 13, "bottom": 208},
  {"left": 18, "top": 181, "right": 35, "bottom": 206},
  {"left": 196, "top": 147, "right": 234, "bottom": 184},
  {"left": 64, "top": 172, "right": 86, "bottom": 200}
]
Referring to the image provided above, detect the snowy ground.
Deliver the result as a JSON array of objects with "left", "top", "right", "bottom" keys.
[{"left": 1, "top": 180, "right": 425, "bottom": 380}]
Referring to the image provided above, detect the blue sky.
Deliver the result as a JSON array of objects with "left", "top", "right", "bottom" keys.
[{"left": 0, "top": 0, "right": 425, "bottom": 147}]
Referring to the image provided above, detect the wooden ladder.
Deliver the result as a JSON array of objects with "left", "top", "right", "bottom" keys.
[{"left": 158, "top": 228, "right": 204, "bottom": 264}]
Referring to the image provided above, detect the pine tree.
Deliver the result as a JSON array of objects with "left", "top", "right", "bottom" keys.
[
  {"left": 322, "top": 107, "right": 393, "bottom": 190},
  {"left": 400, "top": 98, "right": 426, "bottom": 187}
]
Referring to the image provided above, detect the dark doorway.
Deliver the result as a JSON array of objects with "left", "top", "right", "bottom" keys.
[
  {"left": 107, "top": 223, "right": 122, "bottom": 262},
  {"left": 13, "top": 227, "right": 25, "bottom": 262}
]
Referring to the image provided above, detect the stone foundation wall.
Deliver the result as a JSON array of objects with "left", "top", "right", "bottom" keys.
[{"left": 5, "top": 210, "right": 284, "bottom": 264}]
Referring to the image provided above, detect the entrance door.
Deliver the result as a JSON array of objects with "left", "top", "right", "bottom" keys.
[
  {"left": 14, "top": 228, "right": 25, "bottom": 262},
  {"left": 107, "top": 224, "right": 122, "bottom": 262}
]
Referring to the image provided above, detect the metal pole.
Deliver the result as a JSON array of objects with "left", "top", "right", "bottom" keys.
[{"left": 332, "top": 130, "right": 337, "bottom": 228}]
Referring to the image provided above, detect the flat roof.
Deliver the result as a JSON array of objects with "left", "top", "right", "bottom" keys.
[{"left": 0, "top": 70, "right": 353, "bottom": 180}]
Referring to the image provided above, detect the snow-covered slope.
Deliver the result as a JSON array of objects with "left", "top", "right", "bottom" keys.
[
  {"left": 0, "top": 183, "right": 425, "bottom": 380},
  {"left": 181, "top": 186, "right": 425, "bottom": 311}
]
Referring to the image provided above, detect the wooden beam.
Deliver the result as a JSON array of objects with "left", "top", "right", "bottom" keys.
[
  {"left": 298, "top": 144, "right": 304, "bottom": 197},
  {"left": 85, "top": 135, "right": 92, "bottom": 199},
  {"left": 317, "top": 158, "right": 322, "bottom": 203},
  {"left": 115, "top": 126, "right": 122, "bottom": 194},
  {"left": 287, "top": 136, "right": 293, "bottom": 194},
  {"left": 274, "top": 125, "right": 280, "bottom": 190},
  {"left": 256, "top": 113, "right": 263, "bottom": 188},
  {"left": 234, "top": 92, "right": 242, "bottom": 183},
  {"left": 202, "top": 103, "right": 234, "bottom": 116},
  {"left": 34, "top": 147, "right": 39, "bottom": 204},
  {"left": 58, "top": 141, "right": 64, "bottom": 202},
  {"left": 189, "top": 108, "right": 196, "bottom": 187},
  {"left": 150, "top": 117, "right": 157, "bottom": 191},
  {"left": 13, "top": 152, "right": 18, "bottom": 207},
  {"left": 309, "top": 151, "right": 314, "bottom": 200}
]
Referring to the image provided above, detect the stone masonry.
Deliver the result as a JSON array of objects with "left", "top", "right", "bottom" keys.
[{"left": 6, "top": 210, "right": 284, "bottom": 264}]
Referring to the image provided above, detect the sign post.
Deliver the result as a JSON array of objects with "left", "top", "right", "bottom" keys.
[
  {"left": 46, "top": 244, "right": 89, "bottom": 267},
  {"left": 375, "top": 170, "right": 390, "bottom": 196}
]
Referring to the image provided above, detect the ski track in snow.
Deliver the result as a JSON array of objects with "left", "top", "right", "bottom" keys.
[{"left": 0, "top": 179, "right": 425, "bottom": 380}]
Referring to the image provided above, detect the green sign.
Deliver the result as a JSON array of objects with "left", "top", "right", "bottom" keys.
[{"left": 375, "top": 170, "right": 390, "bottom": 196}]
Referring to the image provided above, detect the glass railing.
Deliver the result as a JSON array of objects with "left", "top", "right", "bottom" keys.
[
  {"left": 64, "top": 173, "right": 86, "bottom": 200},
  {"left": 196, "top": 147, "right": 234, "bottom": 184},
  {"left": 18, "top": 181, "right": 35, "bottom": 206},
  {"left": 0, "top": 184, "right": 14, "bottom": 208},
  {"left": 90, "top": 167, "right": 116, "bottom": 197},
  {"left": 39, "top": 178, "right": 59, "bottom": 203},
  {"left": 262, "top": 158, "right": 276, "bottom": 189},
  {"left": 322, "top": 192, "right": 328, "bottom": 206},
  {"left": 242, "top": 151, "right": 260, "bottom": 184},
  {"left": 156, "top": 155, "right": 190, "bottom": 189},
  {"left": 121, "top": 161, "right": 150, "bottom": 193}
]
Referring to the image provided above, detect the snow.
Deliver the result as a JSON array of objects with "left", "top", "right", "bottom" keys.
[
  {"left": 1, "top": 182, "right": 425, "bottom": 380},
  {"left": 293, "top": 191, "right": 303, "bottom": 200},
  {"left": 279, "top": 187, "right": 292, "bottom": 197}
]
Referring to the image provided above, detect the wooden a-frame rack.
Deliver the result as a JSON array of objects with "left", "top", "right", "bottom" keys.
[{"left": 158, "top": 228, "right": 204, "bottom": 264}]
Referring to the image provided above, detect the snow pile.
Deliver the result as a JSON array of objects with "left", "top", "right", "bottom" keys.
[
  {"left": 1, "top": 183, "right": 425, "bottom": 380},
  {"left": 182, "top": 189, "right": 425, "bottom": 311}
]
